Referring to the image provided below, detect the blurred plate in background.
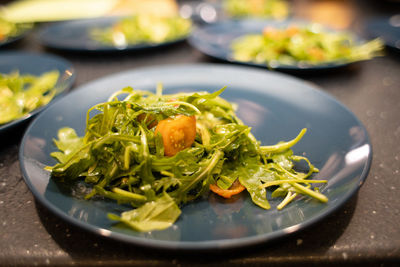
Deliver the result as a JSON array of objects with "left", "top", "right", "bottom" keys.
[
  {"left": 0, "top": 21, "right": 32, "bottom": 48},
  {"left": 365, "top": 15, "right": 400, "bottom": 51},
  {"left": 188, "top": 19, "right": 375, "bottom": 71},
  {"left": 38, "top": 17, "right": 190, "bottom": 52},
  {"left": 0, "top": 51, "right": 75, "bottom": 134}
]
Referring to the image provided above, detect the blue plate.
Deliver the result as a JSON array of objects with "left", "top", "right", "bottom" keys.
[
  {"left": 0, "top": 33, "right": 26, "bottom": 48},
  {"left": 0, "top": 24, "right": 32, "bottom": 48},
  {"left": 365, "top": 16, "right": 400, "bottom": 51},
  {"left": 38, "top": 17, "right": 189, "bottom": 52},
  {"left": 19, "top": 64, "right": 372, "bottom": 250},
  {"left": 0, "top": 51, "right": 75, "bottom": 133},
  {"left": 188, "top": 19, "right": 366, "bottom": 71}
]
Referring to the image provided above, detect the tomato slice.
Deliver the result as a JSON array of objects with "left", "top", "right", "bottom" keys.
[
  {"left": 155, "top": 115, "right": 196, "bottom": 156},
  {"left": 209, "top": 179, "right": 246, "bottom": 198}
]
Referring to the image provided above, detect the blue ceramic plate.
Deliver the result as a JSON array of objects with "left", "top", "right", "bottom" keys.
[
  {"left": 0, "top": 24, "right": 32, "bottom": 48},
  {"left": 188, "top": 19, "right": 365, "bottom": 71},
  {"left": 365, "top": 16, "right": 400, "bottom": 51},
  {"left": 0, "top": 51, "right": 75, "bottom": 133},
  {"left": 0, "top": 33, "right": 26, "bottom": 48},
  {"left": 38, "top": 17, "right": 189, "bottom": 52},
  {"left": 19, "top": 64, "right": 372, "bottom": 250}
]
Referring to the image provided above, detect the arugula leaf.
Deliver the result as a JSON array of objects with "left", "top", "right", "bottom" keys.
[
  {"left": 0, "top": 70, "right": 59, "bottom": 124},
  {"left": 51, "top": 128, "right": 84, "bottom": 163},
  {"left": 237, "top": 163, "right": 271, "bottom": 210},
  {"left": 108, "top": 193, "right": 181, "bottom": 232}
]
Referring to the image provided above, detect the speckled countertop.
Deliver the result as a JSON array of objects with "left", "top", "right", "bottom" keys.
[{"left": 0, "top": 0, "right": 399, "bottom": 266}]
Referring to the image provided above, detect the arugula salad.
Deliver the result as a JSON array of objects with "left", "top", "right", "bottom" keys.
[
  {"left": 46, "top": 85, "right": 328, "bottom": 232},
  {"left": 90, "top": 14, "right": 191, "bottom": 47},
  {"left": 0, "top": 70, "right": 59, "bottom": 125},
  {"left": 223, "top": 0, "right": 288, "bottom": 20},
  {"left": 231, "top": 24, "right": 383, "bottom": 67},
  {"left": 0, "top": 18, "right": 32, "bottom": 43}
]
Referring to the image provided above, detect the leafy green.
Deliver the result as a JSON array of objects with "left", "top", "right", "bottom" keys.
[
  {"left": 51, "top": 127, "right": 84, "bottom": 163},
  {"left": 231, "top": 23, "right": 383, "bottom": 67},
  {"left": 108, "top": 192, "right": 181, "bottom": 232},
  {"left": 90, "top": 14, "right": 191, "bottom": 47},
  {"left": 47, "top": 86, "right": 328, "bottom": 232},
  {"left": 0, "top": 70, "right": 59, "bottom": 124},
  {"left": 0, "top": 18, "right": 32, "bottom": 42},
  {"left": 223, "top": 0, "right": 288, "bottom": 19}
]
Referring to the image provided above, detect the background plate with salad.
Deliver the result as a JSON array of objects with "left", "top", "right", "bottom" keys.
[
  {"left": 0, "top": 18, "right": 32, "bottom": 48},
  {"left": 188, "top": 19, "right": 382, "bottom": 71},
  {"left": 0, "top": 51, "right": 75, "bottom": 134},
  {"left": 38, "top": 16, "right": 191, "bottom": 52}
]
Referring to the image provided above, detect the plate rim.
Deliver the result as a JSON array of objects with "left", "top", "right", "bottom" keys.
[
  {"left": 365, "top": 16, "right": 400, "bottom": 51},
  {"left": 19, "top": 63, "right": 372, "bottom": 250}
]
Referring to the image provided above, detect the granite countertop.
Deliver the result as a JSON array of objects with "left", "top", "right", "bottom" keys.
[{"left": 0, "top": 1, "right": 399, "bottom": 266}]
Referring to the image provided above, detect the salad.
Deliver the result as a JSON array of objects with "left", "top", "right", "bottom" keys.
[
  {"left": 231, "top": 24, "right": 383, "bottom": 67},
  {"left": 46, "top": 85, "right": 328, "bottom": 232},
  {"left": 0, "top": 70, "right": 59, "bottom": 125},
  {"left": 90, "top": 14, "right": 191, "bottom": 47},
  {"left": 223, "top": 0, "right": 288, "bottom": 20},
  {"left": 0, "top": 18, "right": 32, "bottom": 43}
]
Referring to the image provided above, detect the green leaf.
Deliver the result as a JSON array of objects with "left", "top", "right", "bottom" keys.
[
  {"left": 237, "top": 163, "right": 271, "bottom": 210},
  {"left": 216, "top": 175, "right": 236, "bottom": 190},
  {"left": 108, "top": 193, "right": 181, "bottom": 232},
  {"left": 49, "top": 145, "right": 93, "bottom": 179},
  {"left": 47, "top": 127, "right": 95, "bottom": 179},
  {"left": 52, "top": 127, "right": 84, "bottom": 163},
  {"left": 174, "top": 150, "right": 224, "bottom": 202},
  {"left": 0, "top": 70, "right": 59, "bottom": 124},
  {"left": 153, "top": 176, "right": 182, "bottom": 192},
  {"left": 271, "top": 150, "right": 294, "bottom": 171}
]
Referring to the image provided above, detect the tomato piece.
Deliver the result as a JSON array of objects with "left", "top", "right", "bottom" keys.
[
  {"left": 286, "top": 25, "right": 300, "bottom": 37},
  {"left": 155, "top": 115, "right": 196, "bottom": 156},
  {"left": 209, "top": 179, "right": 246, "bottom": 199},
  {"left": 308, "top": 47, "right": 325, "bottom": 61}
]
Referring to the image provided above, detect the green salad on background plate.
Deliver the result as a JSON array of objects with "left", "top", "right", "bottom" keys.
[
  {"left": 38, "top": 15, "right": 191, "bottom": 52},
  {"left": 0, "top": 70, "right": 59, "bottom": 125},
  {"left": 188, "top": 19, "right": 383, "bottom": 71},
  {"left": 231, "top": 23, "right": 383, "bottom": 68},
  {"left": 0, "top": 18, "right": 32, "bottom": 46},
  {"left": 223, "top": 0, "right": 288, "bottom": 20},
  {"left": 0, "top": 51, "right": 75, "bottom": 133},
  {"left": 90, "top": 14, "right": 191, "bottom": 48}
]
